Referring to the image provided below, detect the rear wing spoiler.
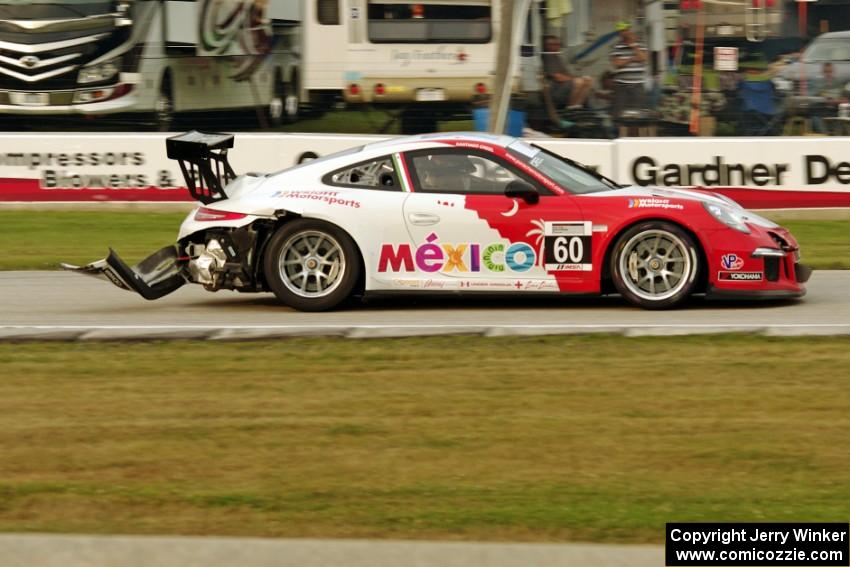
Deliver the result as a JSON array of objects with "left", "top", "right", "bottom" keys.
[{"left": 166, "top": 130, "right": 237, "bottom": 204}]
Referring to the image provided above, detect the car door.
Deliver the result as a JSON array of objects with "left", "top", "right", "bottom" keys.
[
  {"left": 394, "top": 146, "right": 594, "bottom": 292},
  {"left": 317, "top": 152, "right": 414, "bottom": 291}
]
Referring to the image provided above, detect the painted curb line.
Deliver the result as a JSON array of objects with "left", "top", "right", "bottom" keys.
[{"left": 1, "top": 324, "right": 850, "bottom": 340}]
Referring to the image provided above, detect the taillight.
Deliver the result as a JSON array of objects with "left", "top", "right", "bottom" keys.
[
  {"left": 349, "top": 83, "right": 360, "bottom": 95},
  {"left": 374, "top": 83, "right": 386, "bottom": 95},
  {"left": 475, "top": 82, "right": 487, "bottom": 94},
  {"left": 194, "top": 207, "right": 247, "bottom": 222}
]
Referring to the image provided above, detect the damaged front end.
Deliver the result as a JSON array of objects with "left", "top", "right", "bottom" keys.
[
  {"left": 62, "top": 222, "right": 270, "bottom": 301},
  {"left": 182, "top": 224, "right": 267, "bottom": 293},
  {"left": 61, "top": 129, "right": 262, "bottom": 301},
  {"left": 61, "top": 246, "right": 186, "bottom": 300}
]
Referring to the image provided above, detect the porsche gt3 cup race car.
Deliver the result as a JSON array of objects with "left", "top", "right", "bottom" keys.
[{"left": 64, "top": 131, "right": 812, "bottom": 311}]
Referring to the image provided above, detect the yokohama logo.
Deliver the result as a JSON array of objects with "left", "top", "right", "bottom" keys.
[{"left": 718, "top": 271, "right": 762, "bottom": 281}]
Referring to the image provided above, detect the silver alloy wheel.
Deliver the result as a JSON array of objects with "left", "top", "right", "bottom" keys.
[
  {"left": 619, "top": 229, "right": 692, "bottom": 302},
  {"left": 284, "top": 93, "right": 299, "bottom": 119},
  {"left": 269, "top": 96, "right": 283, "bottom": 122},
  {"left": 278, "top": 230, "right": 346, "bottom": 298},
  {"left": 155, "top": 93, "right": 172, "bottom": 131}
]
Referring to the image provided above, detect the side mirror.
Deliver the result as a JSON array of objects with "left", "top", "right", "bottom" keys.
[{"left": 505, "top": 180, "right": 539, "bottom": 205}]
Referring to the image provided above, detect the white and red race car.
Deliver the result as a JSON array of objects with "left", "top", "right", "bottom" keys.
[{"left": 65, "top": 131, "right": 810, "bottom": 310}]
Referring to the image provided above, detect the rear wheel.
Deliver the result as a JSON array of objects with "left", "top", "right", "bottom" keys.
[
  {"left": 263, "top": 219, "right": 360, "bottom": 311},
  {"left": 266, "top": 81, "right": 284, "bottom": 128},
  {"left": 610, "top": 221, "right": 699, "bottom": 309}
]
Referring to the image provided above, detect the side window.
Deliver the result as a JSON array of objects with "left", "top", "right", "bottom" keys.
[
  {"left": 408, "top": 150, "right": 526, "bottom": 195},
  {"left": 325, "top": 156, "right": 400, "bottom": 190},
  {"left": 317, "top": 0, "right": 340, "bottom": 25}
]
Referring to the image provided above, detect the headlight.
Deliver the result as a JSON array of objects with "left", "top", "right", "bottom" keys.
[
  {"left": 711, "top": 192, "right": 742, "bottom": 208},
  {"left": 78, "top": 58, "right": 120, "bottom": 84},
  {"left": 741, "top": 210, "right": 778, "bottom": 229},
  {"left": 703, "top": 202, "right": 750, "bottom": 233},
  {"left": 72, "top": 87, "right": 114, "bottom": 104}
]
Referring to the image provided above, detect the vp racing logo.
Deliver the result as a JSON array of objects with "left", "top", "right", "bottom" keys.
[
  {"left": 721, "top": 253, "right": 744, "bottom": 270},
  {"left": 198, "top": 0, "right": 271, "bottom": 79}
]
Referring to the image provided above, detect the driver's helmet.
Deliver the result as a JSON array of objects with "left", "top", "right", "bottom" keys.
[{"left": 420, "top": 153, "right": 477, "bottom": 188}]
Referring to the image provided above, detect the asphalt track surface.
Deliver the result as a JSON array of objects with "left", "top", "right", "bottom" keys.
[{"left": 1, "top": 271, "right": 849, "bottom": 338}]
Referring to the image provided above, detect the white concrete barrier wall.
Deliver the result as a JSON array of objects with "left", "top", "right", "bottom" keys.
[
  {"left": 616, "top": 137, "right": 850, "bottom": 191},
  {"left": 0, "top": 133, "right": 849, "bottom": 204}
]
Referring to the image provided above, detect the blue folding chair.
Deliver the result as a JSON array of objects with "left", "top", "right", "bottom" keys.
[{"left": 737, "top": 79, "right": 781, "bottom": 135}]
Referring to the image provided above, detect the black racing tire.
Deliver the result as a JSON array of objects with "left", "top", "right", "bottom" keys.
[
  {"left": 610, "top": 221, "right": 700, "bottom": 310},
  {"left": 263, "top": 219, "right": 360, "bottom": 312},
  {"left": 264, "top": 71, "right": 285, "bottom": 129},
  {"left": 282, "top": 74, "right": 300, "bottom": 124}
]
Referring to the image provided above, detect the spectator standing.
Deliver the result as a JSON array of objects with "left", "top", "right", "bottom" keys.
[
  {"left": 542, "top": 35, "right": 593, "bottom": 109},
  {"left": 815, "top": 62, "right": 844, "bottom": 102},
  {"left": 610, "top": 22, "right": 648, "bottom": 117}
]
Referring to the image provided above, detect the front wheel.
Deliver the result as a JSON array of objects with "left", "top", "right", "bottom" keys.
[
  {"left": 610, "top": 221, "right": 700, "bottom": 310},
  {"left": 263, "top": 219, "right": 361, "bottom": 311},
  {"left": 265, "top": 72, "right": 297, "bottom": 128},
  {"left": 152, "top": 76, "right": 174, "bottom": 132},
  {"left": 282, "top": 77, "right": 300, "bottom": 124}
]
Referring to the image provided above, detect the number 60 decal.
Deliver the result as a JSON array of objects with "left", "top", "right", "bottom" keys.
[
  {"left": 552, "top": 236, "right": 585, "bottom": 264},
  {"left": 543, "top": 221, "right": 593, "bottom": 271}
]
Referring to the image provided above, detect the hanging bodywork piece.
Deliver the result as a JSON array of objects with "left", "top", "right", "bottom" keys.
[{"left": 61, "top": 131, "right": 240, "bottom": 299}]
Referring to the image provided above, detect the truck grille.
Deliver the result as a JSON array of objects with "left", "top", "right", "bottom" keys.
[{"left": 0, "top": 18, "right": 126, "bottom": 92}]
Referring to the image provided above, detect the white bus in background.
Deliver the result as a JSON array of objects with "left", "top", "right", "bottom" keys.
[
  {"left": 0, "top": 0, "right": 301, "bottom": 130},
  {"left": 301, "top": 0, "right": 544, "bottom": 133}
]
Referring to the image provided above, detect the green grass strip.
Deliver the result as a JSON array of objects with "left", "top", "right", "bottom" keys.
[{"left": 1, "top": 335, "right": 849, "bottom": 541}]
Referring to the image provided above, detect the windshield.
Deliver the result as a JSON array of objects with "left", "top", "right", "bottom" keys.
[
  {"left": 368, "top": 2, "right": 491, "bottom": 44},
  {"left": 507, "top": 141, "right": 619, "bottom": 194},
  {"left": 803, "top": 38, "right": 850, "bottom": 62},
  {"left": 0, "top": 0, "right": 111, "bottom": 3},
  {"left": 0, "top": 1, "right": 118, "bottom": 18}
]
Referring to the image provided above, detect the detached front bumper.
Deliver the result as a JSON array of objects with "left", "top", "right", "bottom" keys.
[{"left": 61, "top": 245, "right": 185, "bottom": 300}]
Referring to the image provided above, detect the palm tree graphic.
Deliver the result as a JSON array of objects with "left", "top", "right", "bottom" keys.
[{"left": 526, "top": 220, "right": 546, "bottom": 267}]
